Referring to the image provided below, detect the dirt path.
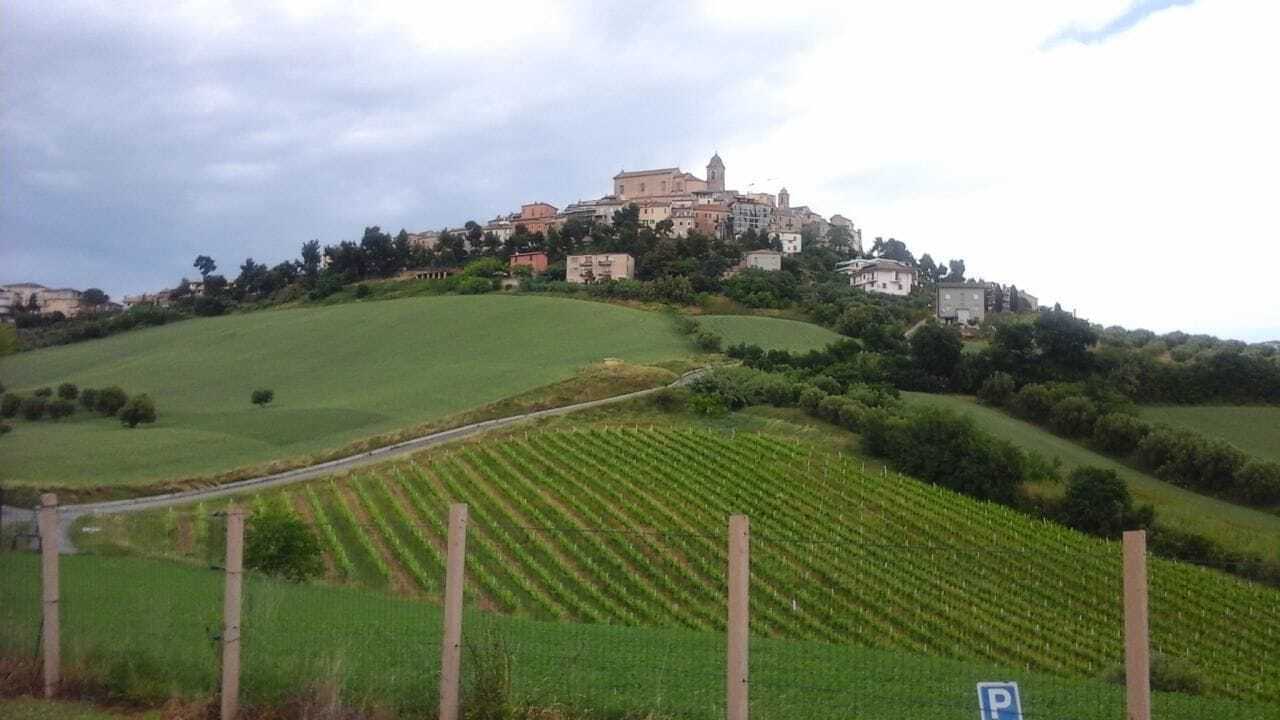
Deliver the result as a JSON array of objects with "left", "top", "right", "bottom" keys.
[{"left": 1, "top": 369, "right": 706, "bottom": 553}]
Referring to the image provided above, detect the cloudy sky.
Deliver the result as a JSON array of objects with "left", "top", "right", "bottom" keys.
[{"left": 2, "top": 0, "right": 1277, "bottom": 340}]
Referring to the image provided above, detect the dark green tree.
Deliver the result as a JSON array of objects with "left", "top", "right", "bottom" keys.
[
  {"left": 910, "top": 323, "right": 963, "bottom": 379},
  {"left": 80, "top": 288, "right": 109, "bottom": 307},
  {"left": 252, "top": 388, "right": 275, "bottom": 407},
  {"left": 300, "top": 240, "right": 322, "bottom": 284},
  {"left": 1060, "top": 467, "right": 1153, "bottom": 537},
  {"left": 95, "top": 386, "right": 129, "bottom": 416},
  {"left": 245, "top": 506, "right": 324, "bottom": 582},
  {"left": 193, "top": 255, "right": 217, "bottom": 279},
  {"left": 119, "top": 394, "right": 157, "bottom": 428}
]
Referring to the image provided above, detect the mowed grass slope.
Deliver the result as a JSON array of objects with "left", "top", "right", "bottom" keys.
[
  {"left": 0, "top": 295, "right": 690, "bottom": 488},
  {"left": 901, "top": 393, "right": 1280, "bottom": 561},
  {"left": 74, "top": 428, "right": 1280, "bottom": 708},
  {"left": 1139, "top": 405, "right": 1280, "bottom": 463},
  {"left": 695, "top": 315, "right": 844, "bottom": 352}
]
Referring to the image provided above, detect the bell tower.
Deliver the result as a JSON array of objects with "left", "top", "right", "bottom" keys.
[
  {"left": 778, "top": 187, "right": 790, "bottom": 209},
  {"left": 706, "top": 152, "right": 725, "bottom": 192}
]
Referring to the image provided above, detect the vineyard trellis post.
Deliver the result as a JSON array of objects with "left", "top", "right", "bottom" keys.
[
  {"left": 726, "top": 514, "right": 749, "bottom": 720},
  {"left": 37, "top": 493, "right": 60, "bottom": 699},
  {"left": 1122, "top": 529, "right": 1151, "bottom": 720},
  {"left": 220, "top": 504, "right": 245, "bottom": 720},
  {"left": 439, "top": 503, "right": 469, "bottom": 720}
]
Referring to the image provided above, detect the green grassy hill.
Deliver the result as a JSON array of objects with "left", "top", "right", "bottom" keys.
[
  {"left": 1139, "top": 405, "right": 1280, "bottom": 463},
  {"left": 0, "top": 295, "right": 691, "bottom": 490},
  {"left": 901, "top": 393, "right": 1280, "bottom": 561},
  {"left": 70, "top": 427, "right": 1280, "bottom": 712},
  {"left": 695, "top": 315, "right": 844, "bottom": 352}
]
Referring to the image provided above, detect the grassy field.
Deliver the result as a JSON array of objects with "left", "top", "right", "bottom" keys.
[
  {"left": 0, "top": 698, "right": 160, "bottom": 719},
  {"left": 695, "top": 315, "right": 843, "bottom": 352},
  {"left": 66, "top": 426, "right": 1279, "bottom": 708},
  {"left": 901, "top": 393, "right": 1280, "bottom": 561},
  {"left": 0, "top": 295, "right": 693, "bottom": 491},
  {"left": 1139, "top": 405, "right": 1280, "bottom": 463}
]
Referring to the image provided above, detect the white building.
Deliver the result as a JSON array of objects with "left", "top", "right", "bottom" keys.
[
  {"left": 850, "top": 259, "right": 916, "bottom": 297},
  {"left": 741, "top": 250, "right": 782, "bottom": 271},
  {"left": 779, "top": 232, "right": 802, "bottom": 255},
  {"left": 0, "top": 288, "right": 13, "bottom": 324}
]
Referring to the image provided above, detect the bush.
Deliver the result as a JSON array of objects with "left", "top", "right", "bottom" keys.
[
  {"left": 1237, "top": 461, "right": 1280, "bottom": 505},
  {"left": 47, "top": 399, "right": 75, "bottom": 421},
  {"left": 56, "top": 383, "right": 79, "bottom": 400},
  {"left": 649, "top": 387, "right": 687, "bottom": 412},
  {"left": 0, "top": 393, "right": 20, "bottom": 418},
  {"left": 1059, "top": 466, "right": 1153, "bottom": 538},
  {"left": 354, "top": 283, "right": 371, "bottom": 299},
  {"left": 455, "top": 276, "right": 494, "bottom": 295},
  {"left": 1091, "top": 413, "right": 1151, "bottom": 454},
  {"left": 799, "top": 387, "right": 828, "bottom": 412},
  {"left": 33, "top": 387, "right": 53, "bottom": 397},
  {"left": 119, "top": 394, "right": 157, "bottom": 428},
  {"left": 977, "top": 371, "right": 1016, "bottom": 406},
  {"left": 1050, "top": 396, "right": 1099, "bottom": 438},
  {"left": 0, "top": 421, "right": 10, "bottom": 436},
  {"left": 21, "top": 396, "right": 47, "bottom": 421},
  {"left": 694, "top": 330, "right": 723, "bottom": 353},
  {"left": 95, "top": 386, "right": 129, "bottom": 416},
  {"left": 79, "top": 388, "right": 99, "bottom": 411},
  {"left": 687, "top": 393, "right": 728, "bottom": 417},
  {"left": 245, "top": 507, "right": 324, "bottom": 582},
  {"left": 1011, "top": 383, "right": 1057, "bottom": 423},
  {"left": 810, "top": 375, "right": 842, "bottom": 396},
  {"left": 845, "top": 383, "right": 900, "bottom": 410},
  {"left": 1105, "top": 653, "right": 1205, "bottom": 695},
  {"left": 251, "top": 388, "right": 275, "bottom": 407}
]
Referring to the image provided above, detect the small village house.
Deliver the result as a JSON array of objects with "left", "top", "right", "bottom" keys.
[
  {"left": 509, "top": 251, "right": 548, "bottom": 274},
  {"left": 566, "top": 253, "right": 635, "bottom": 283},
  {"left": 937, "top": 282, "right": 987, "bottom": 325},
  {"left": 850, "top": 259, "right": 916, "bottom": 297}
]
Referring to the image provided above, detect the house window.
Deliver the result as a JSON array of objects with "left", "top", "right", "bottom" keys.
[
  {"left": 944, "top": 293, "right": 951, "bottom": 300},
  {"left": 640, "top": 182, "right": 646, "bottom": 192}
]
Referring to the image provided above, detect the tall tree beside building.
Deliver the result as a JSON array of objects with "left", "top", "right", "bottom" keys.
[
  {"left": 945, "top": 259, "right": 966, "bottom": 282},
  {"left": 300, "top": 240, "right": 322, "bottom": 284},
  {"left": 80, "top": 288, "right": 109, "bottom": 307},
  {"left": 193, "top": 254, "right": 217, "bottom": 279},
  {"left": 918, "top": 254, "right": 939, "bottom": 283}
]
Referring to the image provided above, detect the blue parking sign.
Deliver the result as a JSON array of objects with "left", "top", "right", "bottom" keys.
[{"left": 977, "top": 682, "right": 1023, "bottom": 720}]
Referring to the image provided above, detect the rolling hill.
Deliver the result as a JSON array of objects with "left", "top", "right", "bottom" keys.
[
  {"left": 695, "top": 315, "right": 844, "bottom": 352},
  {"left": 0, "top": 295, "right": 692, "bottom": 490},
  {"left": 901, "top": 393, "right": 1280, "bottom": 561},
  {"left": 1138, "top": 405, "right": 1280, "bottom": 463}
]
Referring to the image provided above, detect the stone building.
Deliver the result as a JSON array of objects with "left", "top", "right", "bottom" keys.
[
  {"left": 693, "top": 204, "right": 730, "bottom": 237},
  {"left": 1, "top": 283, "right": 83, "bottom": 317},
  {"left": 517, "top": 202, "right": 559, "bottom": 235},
  {"left": 566, "top": 253, "right": 635, "bottom": 283},
  {"left": 937, "top": 282, "right": 987, "bottom": 325},
  {"left": 740, "top": 250, "right": 782, "bottom": 271},
  {"left": 730, "top": 199, "right": 772, "bottom": 236},
  {"left": 779, "top": 232, "right": 802, "bottom": 255}
]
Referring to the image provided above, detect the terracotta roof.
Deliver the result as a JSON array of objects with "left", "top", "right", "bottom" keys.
[{"left": 613, "top": 167, "right": 679, "bottom": 179}]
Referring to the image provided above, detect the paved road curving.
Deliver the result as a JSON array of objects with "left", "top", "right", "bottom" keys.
[{"left": 1, "top": 369, "right": 706, "bottom": 553}]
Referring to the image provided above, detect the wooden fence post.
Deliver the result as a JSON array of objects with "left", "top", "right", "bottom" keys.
[
  {"left": 221, "top": 505, "right": 245, "bottom": 720},
  {"left": 439, "top": 503, "right": 469, "bottom": 720},
  {"left": 37, "top": 493, "right": 60, "bottom": 699},
  {"left": 726, "top": 514, "right": 749, "bottom": 720},
  {"left": 1123, "top": 530, "right": 1151, "bottom": 720}
]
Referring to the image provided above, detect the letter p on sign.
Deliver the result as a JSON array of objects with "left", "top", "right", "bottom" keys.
[{"left": 977, "top": 682, "right": 1023, "bottom": 720}]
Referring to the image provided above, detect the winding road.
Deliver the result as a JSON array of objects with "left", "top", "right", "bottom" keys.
[{"left": 1, "top": 369, "right": 706, "bottom": 552}]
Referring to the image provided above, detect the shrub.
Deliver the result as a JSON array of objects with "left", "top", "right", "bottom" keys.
[
  {"left": 810, "top": 375, "right": 842, "bottom": 396},
  {"left": 977, "top": 371, "right": 1016, "bottom": 406},
  {"left": 1011, "top": 383, "right": 1057, "bottom": 423},
  {"left": 95, "top": 386, "right": 129, "bottom": 416},
  {"left": 119, "top": 394, "right": 157, "bottom": 428},
  {"left": 1059, "top": 466, "right": 1153, "bottom": 538},
  {"left": 33, "top": 387, "right": 53, "bottom": 398},
  {"left": 845, "top": 383, "right": 900, "bottom": 410},
  {"left": 686, "top": 393, "right": 728, "bottom": 417},
  {"left": 354, "top": 283, "right": 371, "bottom": 299},
  {"left": 1050, "top": 396, "right": 1099, "bottom": 438},
  {"left": 1091, "top": 413, "right": 1151, "bottom": 454},
  {"left": 245, "top": 507, "right": 324, "bottom": 582},
  {"left": 56, "top": 383, "right": 79, "bottom": 400},
  {"left": 47, "top": 399, "right": 75, "bottom": 421},
  {"left": 649, "top": 387, "right": 687, "bottom": 412},
  {"left": 798, "top": 387, "right": 828, "bottom": 412},
  {"left": 1105, "top": 653, "right": 1205, "bottom": 695},
  {"left": 79, "top": 388, "right": 99, "bottom": 411},
  {"left": 694, "top": 330, "right": 722, "bottom": 353},
  {"left": 251, "top": 388, "right": 275, "bottom": 407},
  {"left": 21, "top": 396, "right": 47, "bottom": 421},
  {"left": 0, "top": 421, "right": 11, "bottom": 436},
  {"left": 673, "top": 314, "right": 700, "bottom": 335},
  {"left": 1237, "top": 461, "right": 1280, "bottom": 506},
  {"left": 0, "top": 393, "right": 20, "bottom": 418},
  {"left": 455, "top": 276, "right": 494, "bottom": 295}
]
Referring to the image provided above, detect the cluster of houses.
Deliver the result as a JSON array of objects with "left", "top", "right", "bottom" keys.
[
  {"left": 0, "top": 283, "right": 122, "bottom": 324},
  {"left": 400, "top": 153, "right": 863, "bottom": 261}
]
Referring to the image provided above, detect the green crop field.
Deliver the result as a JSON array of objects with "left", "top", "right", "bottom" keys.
[
  {"left": 1139, "top": 405, "right": 1280, "bottom": 463},
  {"left": 902, "top": 393, "right": 1280, "bottom": 561},
  {"left": 69, "top": 428, "right": 1280, "bottom": 711},
  {"left": 695, "top": 315, "right": 843, "bottom": 352},
  {"left": 0, "top": 295, "right": 692, "bottom": 490}
]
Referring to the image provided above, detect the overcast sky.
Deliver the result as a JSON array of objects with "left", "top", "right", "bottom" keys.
[{"left": 2, "top": 1, "right": 1277, "bottom": 340}]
